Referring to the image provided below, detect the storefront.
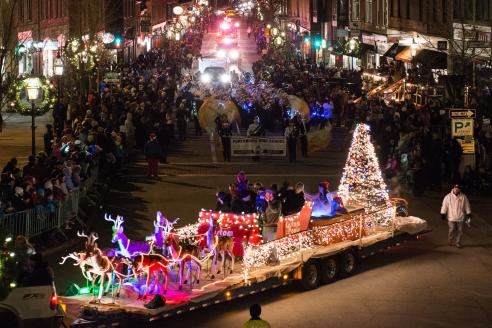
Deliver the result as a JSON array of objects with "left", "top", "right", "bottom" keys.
[{"left": 361, "top": 33, "right": 389, "bottom": 69}]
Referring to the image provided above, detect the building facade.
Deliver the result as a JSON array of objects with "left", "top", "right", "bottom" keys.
[{"left": 15, "top": 0, "right": 171, "bottom": 77}]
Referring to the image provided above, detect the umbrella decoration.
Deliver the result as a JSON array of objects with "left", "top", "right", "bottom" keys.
[
  {"left": 307, "top": 123, "right": 332, "bottom": 152},
  {"left": 198, "top": 97, "right": 241, "bottom": 133},
  {"left": 286, "top": 95, "right": 310, "bottom": 120},
  {"left": 231, "top": 82, "right": 310, "bottom": 122}
]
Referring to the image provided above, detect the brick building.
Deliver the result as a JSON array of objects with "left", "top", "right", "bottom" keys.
[{"left": 15, "top": 0, "right": 171, "bottom": 77}]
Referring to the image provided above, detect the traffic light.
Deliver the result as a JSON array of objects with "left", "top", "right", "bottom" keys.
[
  {"left": 114, "top": 35, "right": 123, "bottom": 49},
  {"left": 314, "top": 34, "right": 322, "bottom": 49},
  {"left": 303, "top": 36, "right": 311, "bottom": 43}
]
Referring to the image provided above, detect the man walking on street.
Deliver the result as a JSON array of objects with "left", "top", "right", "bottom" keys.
[
  {"left": 44, "top": 124, "right": 54, "bottom": 155},
  {"left": 285, "top": 120, "right": 299, "bottom": 162},
  {"left": 176, "top": 102, "right": 189, "bottom": 141},
  {"left": 218, "top": 120, "right": 232, "bottom": 161},
  {"left": 440, "top": 184, "right": 471, "bottom": 248},
  {"left": 144, "top": 133, "right": 162, "bottom": 179}
]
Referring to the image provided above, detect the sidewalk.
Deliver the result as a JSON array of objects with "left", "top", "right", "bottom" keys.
[{"left": 0, "top": 111, "right": 52, "bottom": 165}]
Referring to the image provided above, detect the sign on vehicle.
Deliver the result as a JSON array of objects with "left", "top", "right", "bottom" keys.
[
  {"left": 449, "top": 109, "right": 476, "bottom": 118},
  {"left": 451, "top": 118, "right": 474, "bottom": 137}
]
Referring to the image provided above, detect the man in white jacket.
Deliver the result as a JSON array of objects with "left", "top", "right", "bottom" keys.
[{"left": 440, "top": 184, "right": 471, "bottom": 248}]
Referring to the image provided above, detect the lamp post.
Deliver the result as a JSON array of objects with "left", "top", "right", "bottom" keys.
[
  {"left": 53, "top": 52, "right": 64, "bottom": 98},
  {"left": 25, "top": 77, "right": 42, "bottom": 156}
]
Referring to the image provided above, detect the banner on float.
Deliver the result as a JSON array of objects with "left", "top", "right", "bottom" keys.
[{"left": 230, "top": 137, "right": 286, "bottom": 157}]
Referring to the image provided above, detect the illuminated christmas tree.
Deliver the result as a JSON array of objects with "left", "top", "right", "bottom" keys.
[{"left": 338, "top": 123, "right": 389, "bottom": 209}]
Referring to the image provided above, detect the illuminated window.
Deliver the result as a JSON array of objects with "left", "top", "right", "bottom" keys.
[
  {"left": 351, "top": 0, "right": 360, "bottom": 21},
  {"left": 365, "top": 0, "right": 373, "bottom": 23}
]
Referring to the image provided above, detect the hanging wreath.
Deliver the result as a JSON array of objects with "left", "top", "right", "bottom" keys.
[
  {"left": 8, "top": 75, "right": 56, "bottom": 116},
  {"left": 344, "top": 38, "right": 361, "bottom": 56},
  {"left": 64, "top": 36, "right": 101, "bottom": 72}
]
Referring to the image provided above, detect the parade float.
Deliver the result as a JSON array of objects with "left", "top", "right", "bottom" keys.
[{"left": 60, "top": 124, "right": 428, "bottom": 327}]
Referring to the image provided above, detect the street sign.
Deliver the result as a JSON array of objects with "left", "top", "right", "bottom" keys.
[
  {"left": 456, "top": 138, "right": 475, "bottom": 154},
  {"left": 449, "top": 109, "right": 476, "bottom": 118},
  {"left": 451, "top": 118, "right": 474, "bottom": 137},
  {"left": 103, "top": 72, "right": 121, "bottom": 84},
  {"left": 467, "top": 40, "right": 491, "bottom": 48}
]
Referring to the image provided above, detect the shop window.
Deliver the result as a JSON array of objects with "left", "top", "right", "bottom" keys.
[
  {"left": 351, "top": 0, "right": 360, "bottom": 21},
  {"left": 442, "top": 0, "right": 447, "bottom": 22},
  {"left": 464, "top": 0, "right": 474, "bottom": 19},
  {"left": 406, "top": 0, "right": 410, "bottom": 19},
  {"left": 397, "top": 0, "right": 401, "bottom": 18},
  {"left": 27, "top": 0, "right": 32, "bottom": 21},
  {"left": 476, "top": 0, "right": 490, "bottom": 21},
  {"left": 365, "top": 0, "right": 373, "bottom": 23},
  {"left": 389, "top": 0, "right": 394, "bottom": 17},
  {"left": 453, "top": 0, "right": 461, "bottom": 19}
]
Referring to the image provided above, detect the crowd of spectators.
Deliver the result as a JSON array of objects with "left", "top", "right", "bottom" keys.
[
  {"left": 250, "top": 25, "right": 492, "bottom": 195},
  {"left": 0, "top": 21, "right": 209, "bottom": 217}
]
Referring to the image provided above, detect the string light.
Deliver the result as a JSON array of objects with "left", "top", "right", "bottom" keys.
[{"left": 243, "top": 204, "right": 396, "bottom": 279}]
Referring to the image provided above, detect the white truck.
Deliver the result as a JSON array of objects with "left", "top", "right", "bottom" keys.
[{"left": 0, "top": 284, "right": 65, "bottom": 328}]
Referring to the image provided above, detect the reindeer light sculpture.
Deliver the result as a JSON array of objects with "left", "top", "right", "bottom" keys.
[
  {"left": 160, "top": 217, "right": 201, "bottom": 290},
  {"left": 71, "top": 231, "right": 123, "bottom": 303},
  {"left": 132, "top": 252, "right": 170, "bottom": 300},
  {"left": 205, "top": 216, "right": 235, "bottom": 278},
  {"left": 104, "top": 214, "right": 151, "bottom": 258}
]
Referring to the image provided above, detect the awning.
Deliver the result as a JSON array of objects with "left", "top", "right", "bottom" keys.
[
  {"left": 332, "top": 40, "right": 345, "bottom": 55},
  {"left": 383, "top": 43, "right": 407, "bottom": 58},
  {"left": 360, "top": 43, "right": 376, "bottom": 55},
  {"left": 394, "top": 46, "right": 413, "bottom": 62},
  {"left": 414, "top": 49, "right": 447, "bottom": 69}
]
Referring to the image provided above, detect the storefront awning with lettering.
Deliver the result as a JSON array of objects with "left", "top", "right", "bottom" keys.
[
  {"left": 394, "top": 46, "right": 413, "bottom": 62},
  {"left": 383, "top": 43, "right": 407, "bottom": 59}
]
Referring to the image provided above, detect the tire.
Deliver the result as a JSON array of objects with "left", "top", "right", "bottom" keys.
[
  {"left": 339, "top": 250, "right": 358, "bottom": 278},
  {"left": 320, "top": 257, "right": 338, "bottom": 284},
  {"left": 300, "top": 260, "right": 321, "bottom": 290}
]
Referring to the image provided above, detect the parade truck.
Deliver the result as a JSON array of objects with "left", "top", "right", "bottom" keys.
[{"left": 58, "top": 124, "right": 431, "bottom": 327}]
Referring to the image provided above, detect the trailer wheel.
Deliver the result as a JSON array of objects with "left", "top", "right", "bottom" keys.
[
  {"left": 339, "top": 250, "right": 358, "bottom": 278},
  {"left": 320, "top": 257, "right": 338, "bottom": 284},
  {"left": 300, "top": 260, "right": 321, "bottom": 290}
]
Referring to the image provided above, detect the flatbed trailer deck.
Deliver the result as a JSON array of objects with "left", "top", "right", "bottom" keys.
[{"left": 63, "top": 224, "right": 430, "bottom": 328}]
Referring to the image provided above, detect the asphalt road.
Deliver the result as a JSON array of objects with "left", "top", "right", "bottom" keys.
[{"left": 47, "top": 125, "right": 492, "bottom": 328}]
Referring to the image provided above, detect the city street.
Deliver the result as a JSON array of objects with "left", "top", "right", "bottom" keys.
[
  {"left": 48, "top": 124, "right": 492, "bottom": 328},
  {"left": 1, "top": 2, "right": 492, "bottom": 328}
]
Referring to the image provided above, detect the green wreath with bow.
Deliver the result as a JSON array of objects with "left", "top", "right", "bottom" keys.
[{"left": 8, "top": 75, "right": 56, "bottom": 115}]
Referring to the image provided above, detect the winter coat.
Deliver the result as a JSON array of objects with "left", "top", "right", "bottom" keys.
[
  {"left": 144, "top": 139, "right": 162, "bottom": 160},
  {"left": 440, "top": 192, "right": 471, "bottom": 222}
]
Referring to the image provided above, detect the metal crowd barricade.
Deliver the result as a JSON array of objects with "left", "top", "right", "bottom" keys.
[{"left": 0, "top": 164, "right": 99, "bottom": 240}]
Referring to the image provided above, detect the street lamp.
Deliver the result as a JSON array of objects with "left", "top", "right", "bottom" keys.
[
  {"left": 54, "top": 52, "right": 64, "bottom": 98},
  {"left": 25, "top": 77, "right": 42, "bottom": 156}
]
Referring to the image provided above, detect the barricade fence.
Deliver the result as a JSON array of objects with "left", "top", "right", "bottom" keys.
[{"left": 0, "top": 165, "right": 99, "bottom": 239}]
